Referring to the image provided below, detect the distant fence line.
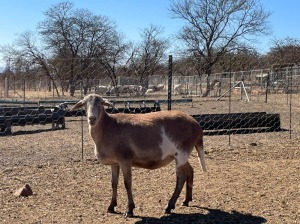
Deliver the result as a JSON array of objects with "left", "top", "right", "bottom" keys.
[
  {"left": 86, "top": 65, "right": 300, "bottom": 92},
  {"left": 1, "top": 65, "right": 300, "bottom": 98}
]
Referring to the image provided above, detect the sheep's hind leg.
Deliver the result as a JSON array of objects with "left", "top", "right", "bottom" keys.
[
  {"left": 165, "top": 162, "right": 188, "bottom": 214},
  {"left": 107, "top": 165, "right": 120, "bottom": 213},
  {"left": 182, "top": 162, "right": 194, "bottom": 206}
]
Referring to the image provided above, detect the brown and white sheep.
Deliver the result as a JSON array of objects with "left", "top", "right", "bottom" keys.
[{"left": 71, "top": 94, "right": 207, "bottom": 217}]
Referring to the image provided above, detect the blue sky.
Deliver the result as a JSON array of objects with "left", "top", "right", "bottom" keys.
[{"left": 1, "top": 0, "right": 300, "bottom": 67}]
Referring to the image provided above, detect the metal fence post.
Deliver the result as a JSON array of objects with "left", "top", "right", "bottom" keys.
[
  {"left": 168, "top": 55, "right": 173, "bottom": 111},
  {"left": 81, "top": 77, "right": 84, "bottom": 161},
  {"left": 228, "top": 54, "right": 232, "bottom": 146},
  {"left": 289, "top": 68, "right": 293, "bottom": 139}
]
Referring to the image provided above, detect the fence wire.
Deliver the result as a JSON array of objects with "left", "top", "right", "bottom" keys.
[{"left": 0, "top": 56, "right": 299, "bottom": 159}]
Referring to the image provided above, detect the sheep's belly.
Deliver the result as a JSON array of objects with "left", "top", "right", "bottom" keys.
[
  {"left": 132, "top": 155, "right": 175, "bottom": 169},
  {"left": 97, "top": 157, "right": 118, "bottom": 165},
  {"left": 159, "top": 129, "right": 189, "bottom": 168}
]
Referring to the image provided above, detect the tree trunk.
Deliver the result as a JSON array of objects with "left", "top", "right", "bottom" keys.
[
  {"left": 70, "top": 85, "right": 75, "bottom": 96},
  {"left": 52, "top": 81, "right": 60, "bottom": 97},
  {"left": 69, "top": 79, "right": 75, "bottom": 97}
]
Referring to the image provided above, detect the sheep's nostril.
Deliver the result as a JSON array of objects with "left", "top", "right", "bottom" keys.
[{"left": 89, "top": 116, "right": 96, "bottom": 123}]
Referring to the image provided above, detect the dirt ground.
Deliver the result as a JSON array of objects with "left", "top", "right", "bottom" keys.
[{"left": 0, "top": 94, "right": 299, "bottom": 224}]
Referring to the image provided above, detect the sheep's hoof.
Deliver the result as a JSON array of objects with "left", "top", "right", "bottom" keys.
[
  {"left": 182, "top": 199, "right": 192, "bottom": 207},
  {"left": 164, "top": 205, "right": 174, "bottom": 214},
  {"left": 107, "top": 207, "right": 117, "bottom": 214},
  {"left": 124, "top": 211, "right": 134, "bottom": 218},
  {"left": 164, "top": 209, "right": 171, "bottom": 214},
  {"left": 182, "top": 201, "right": 189, "bottom": 207}
]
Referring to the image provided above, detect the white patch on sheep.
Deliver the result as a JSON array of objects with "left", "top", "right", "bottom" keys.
[{"left": 160, "top": 128, "right": 188, "bottom": 167}]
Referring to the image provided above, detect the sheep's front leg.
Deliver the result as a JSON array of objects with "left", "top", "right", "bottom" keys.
[
  {"left": 120, "top": 164, "right": 135, "bottom": 217},
  {"left": 107, "top": 165, "right": 120, "bottom": 213},
  {"left": 165, "top": 162, "right": 188, "bottom": 214}
]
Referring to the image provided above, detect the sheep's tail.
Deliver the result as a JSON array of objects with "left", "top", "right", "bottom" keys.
[{"left": 195, "top": 133, "right": 207, "bottom": 172}]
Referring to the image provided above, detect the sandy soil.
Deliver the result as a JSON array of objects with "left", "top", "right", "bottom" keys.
[{"left": 1, "top": 94, "right": 299, "bottom": 224}]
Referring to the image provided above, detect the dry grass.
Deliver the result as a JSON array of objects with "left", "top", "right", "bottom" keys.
[{"left": 0, "top": 92, "right": 299, "bottom": 223}]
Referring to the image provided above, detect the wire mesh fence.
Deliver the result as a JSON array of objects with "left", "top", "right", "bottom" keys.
[
  {"left": 1, "top": 55, "right": 299, "bottom": 224},
  {"left": 0, "top": 56, "right": 299, "bottom": 154}
]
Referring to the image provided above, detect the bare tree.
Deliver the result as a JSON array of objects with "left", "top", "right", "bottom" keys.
[
  {"left": 94, "top": 31, "right": 129, "bottom": 92},
  {"left": 38, "top": 1, "right": 125, "bottom": 96},
  {"left": 267, "top": 37, "right": 300, "bottom": 66},
  {"left": 127, "top": 24, "right": 169, "bottom": 87},
  {"left": 0, "top": 31, "right": 61, "bottom": 97},
  {"left": 169, "top": 0, "right": 271, "bottom": 90},
  {"left": 215, "top": 48, "right": 262, "bottom": 72}
]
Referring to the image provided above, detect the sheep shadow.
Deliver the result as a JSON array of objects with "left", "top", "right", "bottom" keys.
[{"left": 135, "top": 207, "right": 266, "bottom": 224}]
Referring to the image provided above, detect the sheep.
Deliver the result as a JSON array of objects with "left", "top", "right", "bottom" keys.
[
  {"left": 109, "top": 85, "right": 146, "bottom": 96},
  {"left": 109, "top": 85, "right": 133, "bottom": 95},
  {"left": 174, "top": 84, "right": 183, "bottom": 95},
  {"left": 109, "top": 85, "right": 123, "bottom": 95},
  {"left": 145, "top": 88, "right": 154, "bottom": 95},
  {"left": 95, "top": 85, "right": 111, "bottom": 95},
  {"left": 148, "top": 84, "right": 165, "bottom": 92},
  {"left": 71, "top": 94, "right": 207, "bottom": 217},
  {"left": 135, "top": 85, "right": 147, "bottom": 96},
  {"left": 156, "top": 83, "right": 165, "bottom": 91},
  {"left": 128, "top": 85, "right": 146, "bottom": 96}
]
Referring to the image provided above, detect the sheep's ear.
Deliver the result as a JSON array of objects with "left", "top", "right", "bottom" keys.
[
  {"left": 70, "top": 100, "right": 85, "bottom": 111},
  {"left": 101, "top": 99, "right": 116, "bottom": 109}
]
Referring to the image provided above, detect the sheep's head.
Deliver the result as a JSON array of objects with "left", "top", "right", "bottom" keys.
[{"left": 71, "top": 94, "right": 116, "bottom": 126}]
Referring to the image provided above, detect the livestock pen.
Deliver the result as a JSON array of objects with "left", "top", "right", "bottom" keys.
[
  {"left": 1, "top": 90, "right": 299, "bottom": 223},
  {"left": 1, "top": 62, "right": 300, "bottom": 223}
]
